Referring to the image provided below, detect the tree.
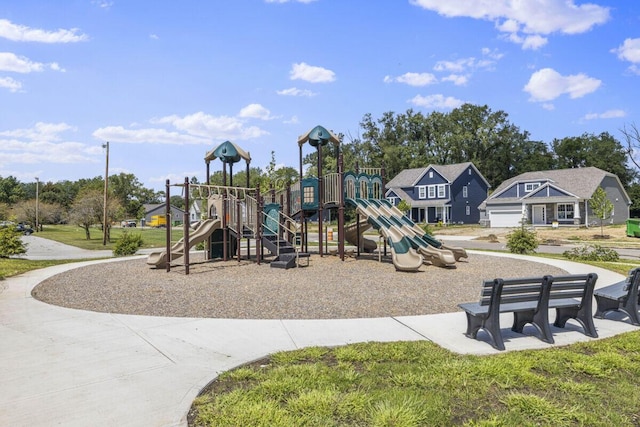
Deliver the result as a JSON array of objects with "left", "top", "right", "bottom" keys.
[
  {"left": 0, "top": 176, "right": 25, "bottom": 205},
  {"left": 590, "top": 186, "right": 614, "bottom": 237},
  {"left": 552, "top": 132, "right": 636, "bottom": 187},
  {"left": 0, "top": 222, "right": 27, "bottom": 258},
  {"left": 69, "top": 188, "right": 122, "bottom": 240},
  {"left": 621, "top": 122, "right": 640, "bottom": 172}
]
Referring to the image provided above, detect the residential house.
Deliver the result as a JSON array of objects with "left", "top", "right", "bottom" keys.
[
  {"left": 480, "top": 167, "right": 631, "bottom": 228},
  {"left": 189, "top": 200, "right": 202, "bottom": 223},
  {"left": 142, "top": 204, "right": 186, "bottom": 226},
  {"left": 385, "top": 162, "right": 490, "bottom": 224}
]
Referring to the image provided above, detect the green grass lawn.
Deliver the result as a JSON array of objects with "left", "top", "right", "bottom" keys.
[
  {"left": 191, "top": 334, "right": 640, "bottom": 426},
  {"left": 34, "top": 224, "right": 181, "bottom": 250}
]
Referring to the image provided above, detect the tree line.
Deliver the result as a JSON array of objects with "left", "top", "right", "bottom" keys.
[{"left": 2, "top": 103, "right": 640, "bottom": 230}]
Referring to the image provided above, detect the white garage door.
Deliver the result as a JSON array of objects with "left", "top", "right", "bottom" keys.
[{"left": 489, "top": 211, "right": 523, "bottom": 228}]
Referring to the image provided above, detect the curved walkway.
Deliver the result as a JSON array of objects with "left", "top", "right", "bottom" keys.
[{"left": 1, "top": 242, "right": 637, "bottom": 426}]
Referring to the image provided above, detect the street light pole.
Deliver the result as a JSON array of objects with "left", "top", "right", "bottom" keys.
[
  {"left": 35, "top": 177, "right": 39, "bottom": 233},
  {"left": 102, "top": 141, "right": 109, "bottom": 246}
]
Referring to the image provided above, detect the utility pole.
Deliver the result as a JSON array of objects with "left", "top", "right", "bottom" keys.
[
  {"left": 35, "top": 177, "right": 39, "bottom": 232},
  {"left": 102, "top": 141, "right": 109, "bottom": 245}
]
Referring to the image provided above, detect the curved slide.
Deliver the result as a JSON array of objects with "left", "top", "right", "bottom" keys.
[
  {"left": 146, "top": 218, "right": 221, "bottom": 268},
  {"left": 373, "top": 199, "right": 468, "bottom": 262},
  {"left": 344, "top": 219, "right": 377, "bottom": 253},
  {"left": 359, "top": 199, "right": 455, "bottom": 268},
  {"left": 353, "top": 200, "right": 423, "bottom": 272}
]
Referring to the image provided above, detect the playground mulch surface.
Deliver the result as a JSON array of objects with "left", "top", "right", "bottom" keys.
[{"left": 32, "top": 253, "right": 567, "bottom": 319}]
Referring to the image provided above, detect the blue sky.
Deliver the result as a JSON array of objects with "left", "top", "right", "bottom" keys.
[{"left": 1, "top": 0, "right": 639, "bottom": 191}]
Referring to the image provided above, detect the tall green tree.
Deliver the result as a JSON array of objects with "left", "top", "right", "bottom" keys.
[
  {"left": 552, "top": 132, "right": 636, "bottom": 187},
  {"left": 0, "top": 176, "right": 25, "bottom": 205}
]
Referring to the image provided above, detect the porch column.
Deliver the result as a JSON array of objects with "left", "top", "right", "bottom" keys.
[{"left": 573, "top": 201, "right": 581, "bottom": 225}]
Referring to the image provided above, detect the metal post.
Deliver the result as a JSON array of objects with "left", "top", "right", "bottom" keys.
[
  {"left": 102, "top": 141, "right": 109, "bottom": 245},
  {"left": 184, "top": 177, "right": 190, "bottom": 275},
  {"left": 338, "top": 153, "right": 345, "bottom": 261},
  {"left": 317, "top": 145, "right": 323, "bottom": 257},
  {"left": 165, "top": 179, "right": 171, "bottom": 272},
  {"left": 35, "top": 177, "right": 39, "bottom": 233}
]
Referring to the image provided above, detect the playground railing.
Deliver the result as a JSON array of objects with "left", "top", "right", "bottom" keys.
[
  {"left": 263, "top": 209, "right": 302, "bottom": 256},
  {"left": 324, "top": 173, "right": 341, "bottom": 205}
]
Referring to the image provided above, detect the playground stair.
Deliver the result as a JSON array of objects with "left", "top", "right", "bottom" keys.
[{"left": 261, "top": 234, "right": 309, "bottom": 269}]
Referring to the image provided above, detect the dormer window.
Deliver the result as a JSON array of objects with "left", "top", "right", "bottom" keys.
[
  {"left": 428, "top": 171, "right": 433, "bottom": 178},
  {"left": 524, "top": 183, "right": 540, "bottom": 192}
]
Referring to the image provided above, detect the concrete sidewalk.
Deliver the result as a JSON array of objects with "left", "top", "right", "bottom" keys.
[{"left": 1, "top": 247, "right": 638, "bottom": 426}]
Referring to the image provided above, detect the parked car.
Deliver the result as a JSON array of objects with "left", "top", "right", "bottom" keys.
[
  {"left": 121, "top": 220, "right": 137, "bottom": 228},
  {"left": 16, "top": 223, "right": 34, "bottom": 235}
]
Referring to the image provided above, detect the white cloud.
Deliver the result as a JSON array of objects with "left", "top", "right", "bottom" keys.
[
  {"left": 0, "top": 52, "right": 64, "bottom": 74},
  {"left": 583, "top": 109, "right": 627, "bottom": 120},
  {"left": 0, "top": 19, "right": 88, "bottom": 43},
  {"left": 523, "top": 68, "right": 601, "bottom": 102},
  {"left": 384, "top": 72, "right": 437, "bottom": 86},
  {"left": 0, "top": 122, "right": 95, "bottom": 168},
  {"left": 410, "top": 0, "right": 609, "bottom": 50},
  {"left": 96, "top": 109, "right": 271, "bottom": 145},
  {"left": 612, "top": 38, "right": 640, "bottom": 72},
  {"left": 0, "top": 52, "right": 44, "bottom": 73},
  {"left": 441, "top": 74, "right": 468, "bottom": 86},
  {"left": 0, "top": 76, "right": 22, "bottom": 92},
  {"left": 290, "top": 62, "right": 336, "bottom": 83},
  {"left": 409, "top": 94, "right": 464, "bottom": 110},
  {"left": 277, "top": 87, "right": 317, "bottom": 97},
  {"left": 92, "top": 1, "right": 114, "bottom": 9},
  {"left": 238, "top": 103, "right": 274, "bottom": 120}
]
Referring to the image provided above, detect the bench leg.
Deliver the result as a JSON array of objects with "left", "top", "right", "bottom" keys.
[
  {"left": 512, "top": 310, "right": 554, "bottom": 344},
  {"left": 463, "top": 312, "right": 505, "bottom": 351},
  {"left": 594, "top": 295, "right": 622, "bottom": 319},
  {"left": 621, "top": 297, "right": 640, "bottom": 326},
  {"left": 555, "top": 307, "right": 598, "bottom": 338}
]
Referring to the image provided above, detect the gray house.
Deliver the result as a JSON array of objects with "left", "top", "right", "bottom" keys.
[
  {"left": 385, "top": 162, "right": 490, "bottom": 224},
  {"left": 142, "top": 204, "right": 186, "bottom": 226},
  {"left": 480, "top": 167, "right": 631, "bottom": 228}
]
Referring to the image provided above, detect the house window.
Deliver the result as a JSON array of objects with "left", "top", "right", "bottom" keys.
[
  {"left": 557, "top": 203, "right": 574, "bottom": 220},
  {"left": 428, "top": 185, "right": 436, "bottom": 198},
  {"left": 418, "top": 186, "right": 426, "bottom": 199},
  {"left": 387, "top": 197, "right": 398, "bottom": 206},
  {"left": 437, "top": 184, "right": 446, "bottom": 198},
  {"left": 468, "top": 168, "right": 471, "bottom": 175},
  {"left": 466, "top": 205, "right": 470, "bottom": 216},
  {"left": 462, "top": 186, "right": 468, "bottom": 198},
  {"left": 429, "top": 171, "right": 433, "bottom": 178},
  {"left": 524, "top": 183, "right": 540, "bottom": 192}
]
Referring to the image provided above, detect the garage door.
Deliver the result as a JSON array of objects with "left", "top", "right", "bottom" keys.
[{"left": 489, "top": 211, "right": 523, "bottom": 228}]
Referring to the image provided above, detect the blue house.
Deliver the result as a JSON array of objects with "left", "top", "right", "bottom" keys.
[{"left": 385, "top": 162, "right": 490, "bottom": 224}]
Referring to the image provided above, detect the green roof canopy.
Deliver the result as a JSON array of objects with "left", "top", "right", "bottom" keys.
[
  {"left": 204, "top": 140, "right": 251, "bottom": 164},
  {"left": 297, "top": 125, "right": 340, "bottom": 147}
]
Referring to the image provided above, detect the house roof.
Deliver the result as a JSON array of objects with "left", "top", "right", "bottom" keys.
[
  {"left": 386, "top": 162, "right": 488, "bottom": 189},
  {"left": 488, "top": 166, "right": 631, "bottom": 204},
  {"left": 143, "top": 204, "right": 186, "bottom": 215}
]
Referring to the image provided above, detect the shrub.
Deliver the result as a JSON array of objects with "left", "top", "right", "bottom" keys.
[
  {"left": 563, "top": 244, "right": 619, "bottom": 262},
  {"left": 420, "top": 223, "right": 434, "bottom": 236},
  {"left": 0, "top": 224, "right": 27, "bottom": 258},
  {"left": 506, "top": 222, "right": 538, "bottom": 254},
  {"left": 113, "top": 231, "right": 143, "bottom": 256}
]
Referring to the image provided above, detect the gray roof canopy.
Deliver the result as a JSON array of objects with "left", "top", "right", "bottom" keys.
[{"left": 490, "top": 166, "right": 630, "bottom": 201}]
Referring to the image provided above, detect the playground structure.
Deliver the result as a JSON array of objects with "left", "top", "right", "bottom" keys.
[{"left": 147, "top": 125, "right": 468, "bottom": 273}]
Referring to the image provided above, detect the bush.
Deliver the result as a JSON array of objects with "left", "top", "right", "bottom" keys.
[
  {"left": 506, "top": 223, "right": 538, "bottom": 254},
  {"left": 113, "top": 231, "right": 143, "bottom": 256},
  {"left": 563, "top": 244, "right": 619, "bottom": 262},
  {"left": 0, "top": 224, "right": 27, "bottom": 258},
  {"left": 420, "top": 223, "right": 434, "bottom": 236}
]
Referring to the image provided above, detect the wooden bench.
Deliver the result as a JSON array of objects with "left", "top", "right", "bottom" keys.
[
  {"left": 458, "top": 273, "right": 598, "bottom": 351},
  {"left": 594, "top": 267, "right": 640, "bottom": 326}
]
